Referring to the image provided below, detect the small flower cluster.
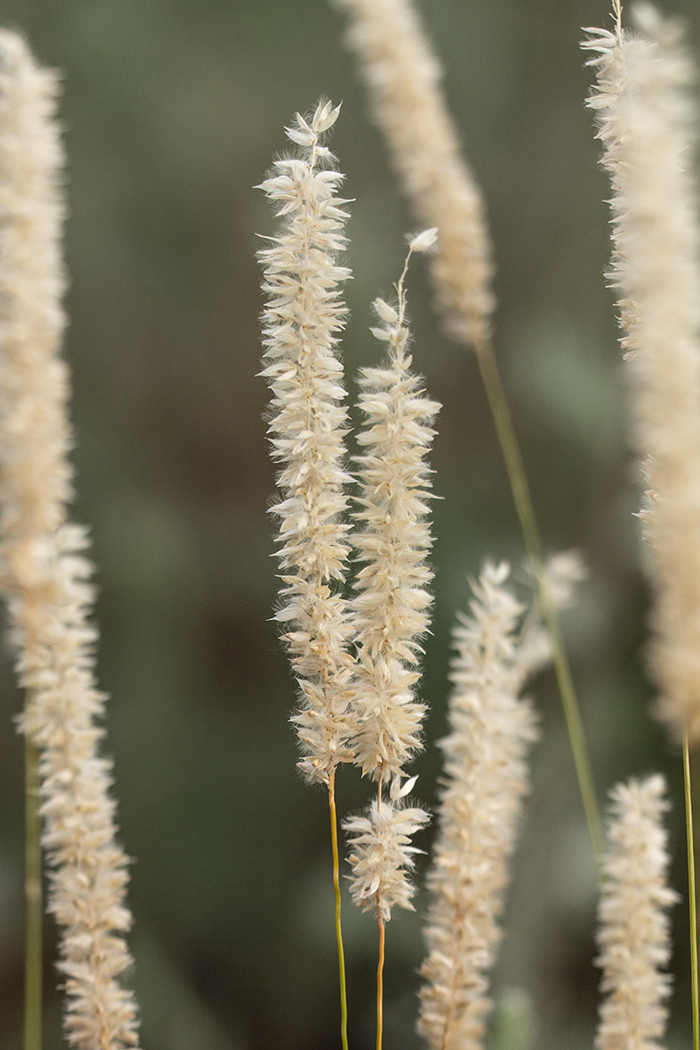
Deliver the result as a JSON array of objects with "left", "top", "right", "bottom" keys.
[
  {"left": 258, "top": 101, "right": 356, "bottom": 784},
  {"left": 344, "top": 776, "right": 429, "bottom": 922}
]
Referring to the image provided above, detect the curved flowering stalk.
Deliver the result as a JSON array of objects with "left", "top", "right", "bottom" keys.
[
  {"left": 258, "top": 100, "right": 356, "bottom": 1050},
  {"left": 0, "top": 30, "right": 139, "bottom": 1050}
]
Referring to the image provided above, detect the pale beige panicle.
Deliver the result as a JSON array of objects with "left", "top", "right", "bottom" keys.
[
  {"left": 343, "top": 240, "right": 436, "bottom": 924},
  {"left": 595, "top": 775, "right": 677, "bottom": 1050},
  {"left": 333, "top": 0, "right": 494, "bottom": 345},
  {"left": 0, "top": 30, "right": 139, "bottom": 1050},
  {"left": 350, "top": 240, "right": 440, "bottom": 784},
  {"left": 258, "top": 101, "right": 357, "bottom": 784},
  {"left": 418, "top": 562, "right": 545, "bottom": 1050},
  {"left": 582, "top": 7, "right": 700, "bottom": 741}
]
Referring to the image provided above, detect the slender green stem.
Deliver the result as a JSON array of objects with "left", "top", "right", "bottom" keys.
[
  {"left": 376, "top": 909, "right": 385, "bottom": 1050},
  {"left": 24, "top": 733, "right": 42, "bottom": 1050},
  {"left": 474, "top": 335, "right": 604, "bottom": 864},
  {"left": 684, "top": 729, "right": 699, "bottom": 1050},
  {"left": 328, "top": 773, "right": 349, "bottom": 1050}
]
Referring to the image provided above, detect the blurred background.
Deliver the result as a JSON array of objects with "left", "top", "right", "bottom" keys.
[{"left": 0, "top": 0, "right": 697, "bottom": 1047}]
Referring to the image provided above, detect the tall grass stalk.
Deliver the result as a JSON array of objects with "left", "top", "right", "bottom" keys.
[{"left": 257, "top": 101, "right": 356, "bottom": 1047}]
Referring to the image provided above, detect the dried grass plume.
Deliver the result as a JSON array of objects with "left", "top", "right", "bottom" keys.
[
  {"left": 583, "top": 4, "right": 700, "bottom": 741},
  {"left": 0, "top": 29, "right": 140, "bottom": 1050}
]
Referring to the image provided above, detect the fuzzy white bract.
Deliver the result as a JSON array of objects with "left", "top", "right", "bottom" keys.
[
  {"left": 259, "top": 101, "right": 357, "bottom": 784},
  {"left": 333, "top": 0, "right": 494, "bottom": 345},
  {"left": 419, "top": 561, "right": 551, "bottom": 1050},
  {"left": 0, "top": 30, "right": 139, "bottom": 1050},
  {"left": 595, "top": 775, "right": 677, "bottom": 1050},
  {"left": 583, "top": 7, "right": 700, "bottom": 741}
]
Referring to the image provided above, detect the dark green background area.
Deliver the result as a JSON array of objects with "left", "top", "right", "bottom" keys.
[{"left": 0, "top": 1, "right": 697, "bottom": 1048}]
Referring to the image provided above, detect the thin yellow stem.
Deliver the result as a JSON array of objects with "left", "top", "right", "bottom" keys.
[
  {"left": 473, "top": 334, "right": 604, "bottom": 865},
  {"left": 328, "top": 772, "right": 349, "bottom": 1050},
  {"left": 24, "top": 731, "right": 42, "bottom": 1050},
  {"left": 684, "top": 729, "right": 699, "bottom": 1050},
  {"left": 376, "top": 908, "right": 385, "bottom": 1050}
]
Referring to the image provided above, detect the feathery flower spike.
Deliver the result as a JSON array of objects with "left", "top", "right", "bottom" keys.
[
  {"left": 0, "top": 30, "right": 139, "bottom": 1049},
  {"left": 595, "top": 775, "right": 678, "bottom": 1050},
  {"left": 583, "top": 5, "right": 700, "bottom": 741},
  {"left": 258, "top": 100, "right": 357, "bottom": 783},
  {"left": 418, "top": 557, "right": 582, "bottom": 1050},
  {"left": 350, "top": 231, "right": 441, "bottom": 785},
  {"left": 332, "top": 0, "right": 494, "bottom": 345},
  {"left": 343, "top": 232, "right": 438, "bottom": 1050}
]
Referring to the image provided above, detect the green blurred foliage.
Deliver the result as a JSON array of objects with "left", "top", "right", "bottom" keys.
[{"left": 0, "top": 0, "right": 697, "bottom": 1048}]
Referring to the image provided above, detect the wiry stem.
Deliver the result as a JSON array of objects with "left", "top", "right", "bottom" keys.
[
  {"left": 24, "top": 733, "right": 42, "bottom": 1050},
  {"left": 328, "top": 773, "right": 349, "bottom": 1050},
  {"left": 684, "top": 729, "right": 699, "bottom": 1050},
  {"left": 474, "top": 334, "right": 604, "bottom": 863},
  {"left": 376, "top": 910, "right": 385, "bottom": 1050}
]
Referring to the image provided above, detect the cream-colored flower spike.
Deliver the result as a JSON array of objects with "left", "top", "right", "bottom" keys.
[
  {"left": 333, "top": 0, "right": 494, "bottom": 345},
  {"left": 342, "top": 235, "right": 437, "bottom": 926},
  {"left": 351, "top": 235, "right": 441, "bottom": 784},
  {"left": 583, "top": 6, "right": 700, "bottom": 741},
  {"left": 0, "top": 30, "right": 139, "bottom": 1050},
  {"left": 258, "top": 101, "right": 357, "bottom": 783},
  {"left": 419, "top": 561, "right": 557, "bottom": 1050},
  {"left": 595, "top": 775, "right": 677, "bottom": 1050}
]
